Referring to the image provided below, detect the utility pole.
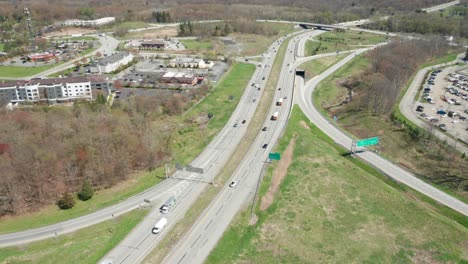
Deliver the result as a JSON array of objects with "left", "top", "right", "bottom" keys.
[
  {"left": 24, "top": 8, "right": 34, "bottom": 49},
  {"left": 165, "top": 164, "right": 169, "bottom": 179}
]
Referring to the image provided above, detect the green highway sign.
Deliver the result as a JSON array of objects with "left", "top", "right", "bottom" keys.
[
  {"left": 268, "top": 152, "right": 281, "bottom": 161},
  {"left": 356, "top": 137, "right": 379, "bottom": 147}
]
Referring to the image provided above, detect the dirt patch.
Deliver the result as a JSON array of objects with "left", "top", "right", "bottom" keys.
[
  {"left": 299, "top": 120, "right": 310, "bottom": 130},
  {"left": 260, "top": 137, "right": 296, "bottom": 211},
  {"left": 410, "top": 249, "right": 442, "bottom": 264},
  {"left": 139, "top": 27, "right": 178, "bottom": 39},
  {"left": 44, "top": 27, "right": 97, "bottom": 38}
]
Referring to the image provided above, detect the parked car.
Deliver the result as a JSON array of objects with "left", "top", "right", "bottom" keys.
[{"left": 416, "top": 105, "right": 424, "bottom": 112}]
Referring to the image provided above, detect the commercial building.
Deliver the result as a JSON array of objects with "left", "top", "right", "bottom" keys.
[
  {"left": 169, "top": 58, "right": 214, "bottom": 69},
  {"left": 140, "top": 40, "right": 167, "bottom": 50},
  {"left": 62, "top": 17, "right": 116, "bottom": 27},
  {"left": 28, "top": 52, "right": 56, "bottom": 62},
  {"left": 89, "top": 52, "right": 134, "bottom": 74},
  {"left": 160, "top": 72, "right": 198, "bottom": 85},
  {"left": 0, "top": 76, "right": 109, "bottom": 105}
]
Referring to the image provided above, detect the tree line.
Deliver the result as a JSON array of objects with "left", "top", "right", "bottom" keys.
[
  {"left": 343, "top": 38, "right": 451, "bottom": 115},
  {"left": 0, "top": 84, "right": 212, "bottom": 215}
]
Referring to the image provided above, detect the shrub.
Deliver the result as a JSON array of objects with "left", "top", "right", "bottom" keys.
[
  {"left": 57, "top": 192, "right": 76, "bottom": 210},
  {"left": 78, "top": 180, "right": 94, "bottom": 201}
]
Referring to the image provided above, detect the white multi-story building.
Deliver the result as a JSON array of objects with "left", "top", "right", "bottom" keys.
[
  {"left": 89, "top": 52, "right": 134, "bottom": 74},
  {"left": 169, "top": 58, "right": 214, "bottom": 69},
  {"left": 62, "top": 17, "right": 116, "bottom": 27},
  {"left": 0, "top": 77, "right": 95, "bottom": 104}
]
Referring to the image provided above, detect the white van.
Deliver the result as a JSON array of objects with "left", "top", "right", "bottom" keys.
[{"left": 152, "top": 218, "right": 168, "bottom": 234}]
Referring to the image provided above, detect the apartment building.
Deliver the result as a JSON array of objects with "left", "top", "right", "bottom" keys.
[
  {"left": 0, "top": 77, "right": 95, "bottom": 105},
  {"left": 89, "top": 52, "right": 134, "bottom": 74}
]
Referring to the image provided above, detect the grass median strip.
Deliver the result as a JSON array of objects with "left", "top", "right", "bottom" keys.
[
  {"left": 142, "top": 33, "right": 294, "bottom": 264},
  {"left": 207, "top": 107, "right": 468, "bottom": 264},
  {"left": 0, "top": 208, "right": 149, "bottom": 264}
]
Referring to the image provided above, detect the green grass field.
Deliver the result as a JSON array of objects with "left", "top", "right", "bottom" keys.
[
  {"left": 207, "top": 108, "right": 468, "bottom": 264},
  {"left": 232, "top": 22, "right": 296, "bottom": 56},
  {"left": 179, "top": 39, "right": 213, "bottom": 50},
  {"left": 0, "top": 65, "right": 56, "bottom": 78},
  {"left": 313, "top": 54, "right": 369, "bottom": 112},
  {"left": 306, "top": 30, "right": 388, "bottom": 56},
  {"left": 299, "top": 54, "right": 346, "bottom": 81},
  {"left": 313, "top": 50, "right": 468, "bottom": 201},
  {"left": 0, "top": 209, "right": 148, "bottom": 264},
  {"left": 172, "top": 62, "right": 255, "bottom": 164}
]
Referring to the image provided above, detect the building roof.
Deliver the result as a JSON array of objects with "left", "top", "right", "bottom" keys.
[
  {"left": 0, "top": 76, "right": 105, "bottom": 88},
  {"left": 141, "top": 40, "right": 166, "bottom": 46},
  {"left": 170, "top": 57, "right": 204, "bottom": 64},
  {"left": 97, "top": 52, "right": 132, "bottom": 66}
]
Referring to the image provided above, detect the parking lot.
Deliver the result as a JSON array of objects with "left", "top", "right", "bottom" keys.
[{"left": 416, "top": 65, "right": 468, "bottom": 142}]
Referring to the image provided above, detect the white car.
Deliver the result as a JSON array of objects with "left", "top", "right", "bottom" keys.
[{"left": 229, "top": 181, "right": 238, "bottom": 188}]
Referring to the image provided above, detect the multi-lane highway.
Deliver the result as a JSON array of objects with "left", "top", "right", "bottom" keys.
[
  {"left": 99, "top": 31, "right": 309, "bottom": 264},
  {"left": 160, "top": 29, "right": 324, "bottom": 264},
  {"left": 0, "top": 31, "right": 300, "bottom": 250}
]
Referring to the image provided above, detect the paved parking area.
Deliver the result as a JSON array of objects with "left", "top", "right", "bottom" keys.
[
  {"left": 416, "top": 65, "right": 468, "bottom": 142},
  {"left": 114, "top": 88, "right": 177, "bottom": 100}
]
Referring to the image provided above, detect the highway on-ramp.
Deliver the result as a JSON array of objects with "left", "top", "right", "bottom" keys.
[{"left": 295, "top": 47, "right": 468, "bottom": 216}]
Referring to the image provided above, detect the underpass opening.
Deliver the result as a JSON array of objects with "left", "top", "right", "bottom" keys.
[{"left": 295, "top": 68, "right": 305, "bottom": 78}]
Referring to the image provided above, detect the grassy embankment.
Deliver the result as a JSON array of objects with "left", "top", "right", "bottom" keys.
[
  {"left": 312, "top": 49, "right": 468, "bottom": 201},
  {"left": 299, "top": 54, "right": 346, "bottom": 81},
  {"left": 0, "top": 209, "right": 149, "bottom": 264},
  {"left": 305, "top": 29, "right": 388, "bottom": 56},
  {"left": 143, "top": 32, "right": 294, "bottom": 264},
  {"left": 232, "top": 22, "right": 296, "bottom": 56},
  {"left": 179, "top": 39, "right": 213, "bottom": 51},
  {"left": 207, "top": 108, "right": 468, "bottom": 264},
  {"left": 0, "top": 63, "right": 255, "bottom": 234}
]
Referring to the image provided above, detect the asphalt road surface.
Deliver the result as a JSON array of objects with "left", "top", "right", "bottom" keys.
[
  {"left": 296, "top": 48, "right": 468, "bottom": 216},
  {"left": 399, "top": 53, "right": 468, "bottom": 154},
  {"left": 99, "top": 31, "right": 307, "bottom": 264},
  {"left": 160, "top": 30, "right": 323, "bottom": 264}
]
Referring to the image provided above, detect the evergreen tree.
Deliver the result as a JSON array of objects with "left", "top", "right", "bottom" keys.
[
  {"left": 78, "top": 180, "right": 94, "bottom": 201},
  {"left": 57, "top": 192, "right": 76, "bottom": 210}
]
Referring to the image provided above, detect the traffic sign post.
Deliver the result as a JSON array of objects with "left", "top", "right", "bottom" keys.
[
  {"left": 356, "top": 137, "right": 379, "bottom": 147},
  {"left": 268, "top": 152, "right": 281, "bottom": 161},
  {"left": 351, "top": 137, "right": 379, "bottom": 156}
]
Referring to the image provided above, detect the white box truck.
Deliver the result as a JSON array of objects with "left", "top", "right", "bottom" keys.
[
  {"left": 152, "top": 218, "right": 168, "bottom": 234},
  {"left": 160, "top": 196, "right": 176, "bottom": 214},
  {"left": 276, "top": 98, "right": 283, "bottom": 106},
  {"left": 271, "top": 111, "right": 279, "bottom": 120}
]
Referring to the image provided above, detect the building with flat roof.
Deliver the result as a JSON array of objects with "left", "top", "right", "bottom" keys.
[
  {"left": 28, "top": 52, "right": 56, "bottom": 62},
  {"left": 89, "top": 52, "right": 134, "bottom": 74},
  {"left": 0, "top": 76, "right": 109, "bottom": 105},
  {"left": 169, "top": 58, "right": 214, "bottom": 69},
  {"left": 62, "top": 17, "right": 116, "bottom": 27},
  {"left": 141, "top": 40, "right": 167, "bottom": 50},
  {"left": 160, "top": 72, "right": 198, "bottom": 85}
]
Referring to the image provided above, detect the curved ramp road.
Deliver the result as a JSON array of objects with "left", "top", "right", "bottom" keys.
[
  {"left": 296, "top": 48, "right": 468, "bottom": 216},
  {"left": 399, "top": 53, "right": 468, "bottom": 154}
]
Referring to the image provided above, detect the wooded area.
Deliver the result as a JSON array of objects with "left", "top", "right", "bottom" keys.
[
  {"left": 0, "top": 86, "right": 210, "bottom": 216},
  {"left": 344, "top": 38, "right": 451, "bottom": 115}
]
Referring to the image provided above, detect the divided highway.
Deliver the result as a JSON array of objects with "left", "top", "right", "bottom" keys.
[
  {"left": 160, "top": 29, "right": 324, "bottom": 264},
  {"left": 99, "top": 31, "right": 308, "bottom": 264}
]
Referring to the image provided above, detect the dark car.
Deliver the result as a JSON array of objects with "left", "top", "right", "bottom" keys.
[
  {"left": 416, "top": 106, "right": 424, "bottom": 112},
  {"left": 242, "top": 120, "right": 246, "bottom": 124},
  {"left": 262, "top": 143, "right": 268, "bottom": 149},
  {"left": 262, "top": 127, "right": 267, "bottom": 131}
]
